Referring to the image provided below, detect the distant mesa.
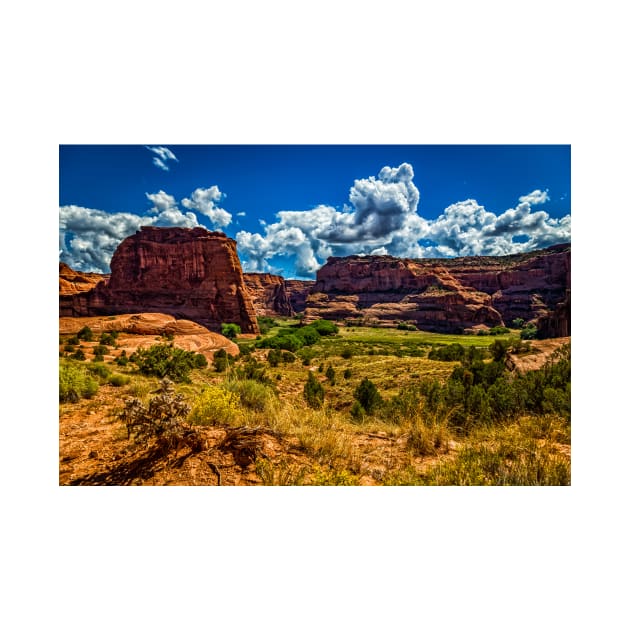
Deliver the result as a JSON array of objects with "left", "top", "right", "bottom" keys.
[
  {"left": 304, "top": 243, "right": 570, "bottom": 336},
  {"left": 59, "top": 227, "right": 570, "bottom": 339},
  {"left": 60, "top": 226, "right": 259, "bottom": 334}
]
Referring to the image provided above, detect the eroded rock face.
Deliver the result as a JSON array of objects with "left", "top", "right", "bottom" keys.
[
  {"left": 305, "top": 244, "right": 570, "bottom": 335},
  {"left": 243, "top": 273, "right": 294, "bottom": 317},
  {"left": 59, "top": 227, "right": 259, "bottom": 334},
  {"left": 285, "top": 280, "right": 315, "bottom": 313}
]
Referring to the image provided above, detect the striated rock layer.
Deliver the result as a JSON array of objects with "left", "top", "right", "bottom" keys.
[
  {"left": 243, "top": 273, "right": 294, "bottom": 317},
  {"left": 59, "top": 227, "right": 259, "bottom": 334},
  {"left": 305, "top": 244, "right": 570, "bottom": 335}
]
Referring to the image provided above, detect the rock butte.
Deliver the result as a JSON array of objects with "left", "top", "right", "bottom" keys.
[
  {"left": 60, "top": 227, "right": 259, "bottom": 334},
  {"left": 243, "top": 273, "right": 294, "bottom": 317},
  {"left": 304, "top": 243, "right": 570, "bottom": 336}
]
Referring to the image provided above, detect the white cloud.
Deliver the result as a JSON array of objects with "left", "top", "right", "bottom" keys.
[
  {"left": 519, "top": 189, "right": 549, "bottom": 205},
  {"left": 181, "top": 186, "right": 232, "bottom": 228},
  {"left": 146, "top": 146, "right": 178, "bottom": 171},
  {"left": 236, "top": 164, "right": 571, "bottom": 278},
  {"left": 146, "top": 190, "right": 178, "bottom": 214},
  {"left": 237, "top": 211, "right": 246, "bottom": 217}
]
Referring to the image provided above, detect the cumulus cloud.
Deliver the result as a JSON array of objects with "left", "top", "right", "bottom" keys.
[
  {"left": 236, "top": 163, "right": 571, "bottom": 278},
  {"left": 519, "top": 189, "right": 549, "bottom": 205},
  {"left": 59, "top": 205, "right": 157, "bottom": 272},
  {"left": 60, "top": 184, "right": 231, "bottom": 272},
  {"left": 181, "top": 186, "right": 232, "bottom": 228},
  {"left": 146, "top": 146, "right": 178, "bottom": 171}
]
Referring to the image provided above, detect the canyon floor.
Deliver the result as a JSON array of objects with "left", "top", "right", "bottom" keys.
[{"left": 59, "top": 320, "right": 570, "bottom": 486}]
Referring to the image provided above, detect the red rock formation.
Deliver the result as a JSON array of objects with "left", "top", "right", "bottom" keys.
[
  {"left": 59, "top": 227, "right": 259, "bottom": 334},
  {"left": 285, "top": 279, "right": 315, "bottom": 313},
  {"left": 59, "top": 313, "right": 239, "bottom": 359},
  {"left": 59, "top": 262, "right": 108, "bottom": 296},
  {"left": 305, "top": 244, "right": 570, "bottom": 335},
  {"left": 243, "top": 273, "right": 294, "bottom": 316}
]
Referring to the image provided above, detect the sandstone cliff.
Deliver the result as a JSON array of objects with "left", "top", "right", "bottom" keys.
[
  {"left": 285, "top": 280, "right": 315, "bottom": 313},
  {"left": 243, "top": 273, "right": 294, "bottom": 316},
  {"left": 59, "top": 227, "right": 259, "bottom": 334},
  {"left": 305, "top": 244, "right": 570, "bottom": 335}
]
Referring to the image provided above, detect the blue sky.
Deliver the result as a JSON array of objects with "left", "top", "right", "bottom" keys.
[{"left": 59, "top": 145, "right": 570, "bottom": 278}]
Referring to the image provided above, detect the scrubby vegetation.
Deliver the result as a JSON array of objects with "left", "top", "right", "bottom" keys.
[{"left": 60, "top": 317, "right": 570, "bottom": 486}]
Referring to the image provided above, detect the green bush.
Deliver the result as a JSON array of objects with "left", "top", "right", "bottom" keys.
[
  {"left": 340, "top": 348, "right": 353, "bottom": 360},
  {"left": 59, "top": 361, "right": 98, "bottom": 402},
  {"left": 224, "top": 379, "right": 275, "bottom": 411},
  {"left": 77, "top": 326, "right": 93, "bottom": 341},
  {"left": 131, "top": 343, "right": 207, "bottom": 382},
  {"left": 354, "top": 378, "right": 382, "bottom": 414},
  {"left": 489, "top": 326, "right": 510, "bottom": 336},
  {"left": 87, "top": 362, "right": 111, "bottom": 380},
  {"left": 428, "top": 343, "right": 465, "bottom": 362},
  {"left": 257, "top": 316, "right": 276, "bottom": 335},
  {"left": 189, "top": 386, "right": 242, "bottom": 425},
  {"left": 325, "top": 365, "right": 336, "bottom": 385},
  {"left": 99, "top": 331, "right": 119, "bottom": 346},
  {"left": 304, "top": 372, "right": 324, "bottom": 409},
  {"left": 92, "top": 345, "right": 108, "bottom": 361},
  {"left": 520, "top": 324, "right": 538, "bottom": 340},
  {"left": 349, "top": 401, "right": 365, "bottom": 423},
  {"left": 71, "top": 348, "right": 86, "bottom": 361},
  {"left": 343, "top": 368, "right": 352, "bottom": 379},
  {"left": 108, "top": 373, "right": 130, "bottom": 387},
  {"left": 268, "top": 348, "right": 283, "bottom": 367},
  {"left": 512, "top": 318, "right": 525, "bottom": 329},
  {"left": 221, "top": 323, "right": 241, "bottom": 339}
]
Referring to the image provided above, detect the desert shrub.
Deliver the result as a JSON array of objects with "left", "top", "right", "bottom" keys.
[
  {"left": 213, "top": 348, "right": 231, "bottom": 373},
  {"left": 99, "top": 331, "right": 119, "bottom": 346},
  {"left": 87, "top": 362, "right": 111, "bottom": 380},
  {"left": 221, "top": 323, "right": 241, "bottom": 339},
  {"left": 349, "top": 401, "right": 365, "bottom": 423},
  {"left": 512, "top": 318, "right": 525, "bottom": 329},
  {"left": 407, "top": 418, "right": 450, "bottom": 456},
  {"left": 131, "top": 343, "right": 206, "bottom": 382},
  {"left": 354, "top": 378, "right": 382, "bottom": 414},
  {"left": 189, "top": 385, "right": 242, "bottom": 426},
  {"left": 489, "top": 326, "right": 510, "bottom": 336},
  {"left": 224, "top": 378, "right": 275, "bottom": 411},
  {"left": 476, "top": 328, "right": 489, "bottom": 336},
  {"left": 65, "top": 335, "right": 79, "bottom": 346},
  {"left": 281, "top": 351, "right": 296, "bottom": 364},
  {"left": 118, "top": 378, "right": 202, "bottom": 452},
  {"left": 233, "top": 358, "right": 273, "bottom": 385},
  {"left": 325, "top": 365, "right": 336, "bottom": 385},
  {"left": 92, "top": 345, "right": 108, "bottom": 361},
  {"left": 257, "top": 316, "right": 276, "bottom": 335},
  {"left": 63, "top": 343, "right": 76, "bottom": 353},
  {"left": 255, "top": 458, "right": 307, "bottom": 485},
  {"left": 520, "top": 324, "right": 538, "bottom": 340},
  {"left": 267, "top": 348, "right": 283, "bottom": 367},
  {"left": 71, "top": 348, "right": 86, "bottom": 361},
  {"left": 428, "top": 343, "right": 465, "bottom": 362},
  {"left": 340, "top": 348, "right": 353, "bottom": 359},
  {"left": 317, "top": 363, "right": 324, "bottom": 373},
  {"left": 115, "top": 350, "right": 129, "bottom": 366},
  {"left": 343, "top": 368, "right": 352, "bottom": 379},
  {"left": 59, "top": 361, "right": 99, "bottom": 402},
  {"left": 77, "top": 326, "right": 93, "bottom": 341},
  {"left": 489, "top": 339, "right": 510, "bottom": 363},
  {"left": 308, "top": 319, "right": 339, "bottom": 336},
  {"left": 397, "top": 322, "right": 417, "bottom": 331},
  {"left": 108, "top": 373, "right": 130, "bottom": 387},
  {"left": 304, "top": 372, "right": 324, "bottom": 409}
]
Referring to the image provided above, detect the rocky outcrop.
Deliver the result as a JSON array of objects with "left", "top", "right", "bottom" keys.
[
  {"left": 243, "top": 273, "right": 294, "bottom": 317},
  {"left": 59, "top": 313, "right": 239, "bottom": 359},
  {"left": 305, "top": 244, "right": 570, "bottom": 335},
  {"left": 285, "top": 280, "right": 315, "bottom": 313},
  {"left": 59, "top": 262, "right": 108, "bottom": 296},
  {"left": 59, "top": 227, "right": 259, "bottom": 334}
]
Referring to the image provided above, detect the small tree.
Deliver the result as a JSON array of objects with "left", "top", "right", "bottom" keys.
[
  {"left": 325, "top": 365, "right": 336, "bottom": 385},
  {"left": 77, "top": 326, "right": 93, "bottom": 341},
  {"left": 354, "top": 378, "right": 382, "bottom": 414},
  {"left": 304, "top": 372, "right": 324, "bottom": 409},
  {"left": 221, "top": 323, "right": 241, "bottom": 340}
]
